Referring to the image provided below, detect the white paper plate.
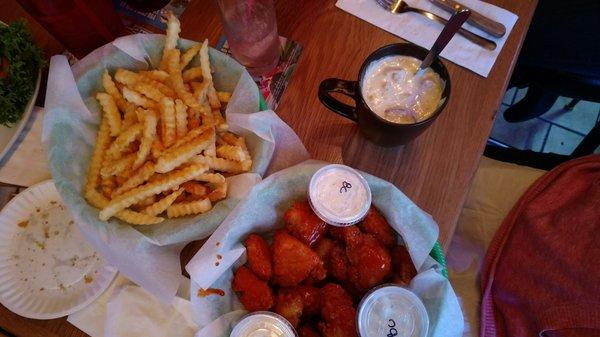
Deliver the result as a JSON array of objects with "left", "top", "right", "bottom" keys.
[{"left": 0, "top": 180, "right": 117, "bottom": 319}]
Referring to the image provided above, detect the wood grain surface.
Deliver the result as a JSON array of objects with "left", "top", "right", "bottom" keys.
[{"left": 0, "top": 0, "right": 537, "bottom": 335}]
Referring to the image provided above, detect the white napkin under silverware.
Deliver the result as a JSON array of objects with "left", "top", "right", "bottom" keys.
[{"left": 336, "top": 0, "right": 519, "bottom": 77}]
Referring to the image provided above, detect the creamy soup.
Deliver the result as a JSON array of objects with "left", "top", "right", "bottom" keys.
[{"left": 361, "top": 55, "right": 444, "bottom": 124}]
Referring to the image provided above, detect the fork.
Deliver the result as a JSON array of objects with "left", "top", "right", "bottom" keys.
[{"left": 374, "top": 0, "right": 497, "bottom": 50}]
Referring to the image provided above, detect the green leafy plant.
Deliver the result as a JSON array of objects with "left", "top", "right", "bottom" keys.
[{"left": 0, "top": 20, "right": 45, "bottom": 126}]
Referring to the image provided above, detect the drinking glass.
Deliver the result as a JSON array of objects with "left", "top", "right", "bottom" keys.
[{"left": 216, "top": 0, "right": 280, "bottom": 76}]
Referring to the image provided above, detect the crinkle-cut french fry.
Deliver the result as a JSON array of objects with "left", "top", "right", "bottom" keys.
[
  {"left": 142, "top": 188, "right": 184, "bottom": 216},
  {"left": 166, "top": 48, "right": 199, "bottom": 108},
  {"left": 85, "top": 189, "right": 164, "bottom": 225},
  {"left": 198, "top": 106, "right": 216, "bottom": 156},
  {"left": 123, "top": 87, "right": 156, "bottom": 109},
  {"left": 98, "top": 163, "right": 208, "bottom": 220},
  {"left": 207, "top": 180, "right": 228, "bottom": 202},
  {"left": 159, "top": 97, "right": 177, "bottom": 147},
  {"left": 100, "top": 175, "right": 116, "bottom": 199},
  {"left": 139, "top": 70, "right": 169, "bottom": 82},
  {"left": 117, "top": 68, "right": 175, "bottom": 97},
  {"left": 219, "top": 132, "right": 241, "bottom": 146},
  {"left": 102, "top": 70, "right": 129, "bottom": 112},
  {"left": 212, "top": 109, "right": 228, "bottom": 132},
  {"left": 122, "top": 102, "right": 138, "bottom": 128},
  {"left": 216, "top": 144, "right": 247, "bottom": 162},
  {"left": 162, "top": 12, "right": 180, "bottom": 54},
  {"left": 167, "top": 198, "right": 212, "bottom": 218},
  {"left": 106, "top": 123, "right": 143, "bottom": 160},
  {"left": 156, "top": 131, "right": 212, "bottom": 173},
  {"left": 85, "top": 116, "right": 111, "bottom": 194},
  {"left": 101, "top": 153, "right": 136, "bottom": 178},
  {"left": 190, "top": 81, "right": 209, "bottom": 103},
  {"left": 189, "top": 155, "right": 250, "bottom": 174},
  {"left": 133, "top": 195, "right": 156, "bottom": 209},
  {"left": 181, "top": 181, "right": 208, "bottom": 196},
  {"left": 113, "top": 161, "right": 155, "bottom": 196},
  {"left": 180, "top": 44, "right": 201, "bottom": 69},
  {"left": 151, "top": 138, "right": 164, "bottom": 159},
  {"left": 117, "top": 209, "right": 165, "bottom": 225},
  {"left": 150, "top": 79, "right": 176, "bottom": 98},
  {"left": 85, "top": 188, "right": 108, "bottom": 208},
  {"left": 195, "top": 173, "right": 226, "bottom": 185},
  {"left": 133, "top": 109, "right": 158, "bottom": 169},
  {"left": 199, "top": 39, "right": 221, "bottom": 109},
  {"left": 132, "top": 81, "right": 165, "bottom": 102},
  {"left": 96, "top": 92, "right": 121, "bottom": 136},
  {"left": 182, "top": 67, "right": 203, "bottom": 82},
  {"left": 174, "top": 99, "right": 188, "bottom": 139},
  {"left": 217, "top": 91, "right": 232, "bottom": 103},
  {"left": 114, "top": 69, "right": 139, "bottom": 86},
  {"left": 168, "top": 124, "right": 212, "bottom": 150},
  {"left": 187, "top": 107, "right": 201, "bottom": 129}
]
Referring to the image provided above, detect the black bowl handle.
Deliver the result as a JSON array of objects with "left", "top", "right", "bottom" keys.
[{"left": 318, "top": 78, "right": 359, "bottom": 121}]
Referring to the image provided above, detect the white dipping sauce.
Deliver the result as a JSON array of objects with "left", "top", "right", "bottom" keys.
[
  {"left": 308, "top": 164, "right": 372, "bottom": 226},
  {"left": 361, "top": 55, "right": 444, "bottom": 124}
]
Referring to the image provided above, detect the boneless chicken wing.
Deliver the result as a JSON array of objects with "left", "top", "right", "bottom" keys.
[
  {"left": 346, "top": 234, "right": 392, "bottom": 292},
  {"left": 284, "top": 201, "right": 328, "bottom": 246},
  {"left": 319, "top": 283, "right": 358, "bottom": 337},
  {"left": 232, "top": 266, "right": 274, "bottom": 311},
  {"left": 358, "top": 206, "right": 396, "bottom": 247},
  {"left": 299, "top": 325, "right": 322, "bottom": 337},
  {"left": 292, "top": 285, "right": 321, "bottom": 316},
  {"left": 272, "top": 230, "right": 321, "bottom": 286},
  {"left": 274, "top": 291, "right": 303, "bottom": 328},
  {"left": 244, "top": 233, "right": 272, "bottom": 281},
  {"left": 330, "top": 244, "right": 350, "bottom": 282},
  {"left": 391, "top": 245, "right": 417, "bottom": 286},
  {"left": 328, "top": 225, "right": 362, "bottom": 247}
]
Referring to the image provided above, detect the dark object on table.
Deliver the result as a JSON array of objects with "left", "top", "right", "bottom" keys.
[
  {"left": 0, "top": 20, "right": 45, "bottom": 126},
  {"left": 319, "top": 43, "right": 451, "bottom": 147},
  {"left": 17, "top": 0, "right": 126, "bottom": 59},
  {"left": 122, "top": 0, "right": 171, "bottom": 12},
  {"left": 480, "top": 155, "right": 600, "bottom": 337},
  {"left": 503, "top": 0, "right": 600, "bottom": 123}
]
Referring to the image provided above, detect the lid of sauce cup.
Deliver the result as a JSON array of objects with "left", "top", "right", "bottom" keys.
[
  {"left": 357, "top": 284, "right": 429, "bottom": 337},
  {"left": 308, "top": 164, "right": 372, "bottom": 227},
  {"left": 230, "top": 311, "right": 297, "bottom": 337}
]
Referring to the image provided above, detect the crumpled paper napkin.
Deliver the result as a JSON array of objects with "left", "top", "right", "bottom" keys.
[
  {"left": 68, "top": 274, "right": 197, "bottom": 337},
  {"left": 336, "top": 0, "right": 518, "bottom": 77}
]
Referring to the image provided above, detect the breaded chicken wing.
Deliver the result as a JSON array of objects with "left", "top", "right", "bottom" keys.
[
  {"left": 284, "top": 200, "right": 328, "bottom": 246},
  {"left": 244, "top": 233, "right": 272, "bottom": 281},
  {"left": 346, "top": 234, "right": 392, "bottom": 292},
  {"left": 232, "top": 266, "right": 274, "bottom": 311},
  {"left": 272, "top": 230, "right": 321, "bottom": 286},
  {"left": 358, "top": 206, "right": 396, "bottom": 247}
]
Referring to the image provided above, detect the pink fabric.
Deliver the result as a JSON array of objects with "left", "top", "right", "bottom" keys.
[{"left": 480, "top": 155, "right": 600, "bottom": 337}]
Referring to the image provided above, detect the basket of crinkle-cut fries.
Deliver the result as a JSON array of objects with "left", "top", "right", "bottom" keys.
[{"left": 83, "top": 13, "right": 253, "bottom": 226}]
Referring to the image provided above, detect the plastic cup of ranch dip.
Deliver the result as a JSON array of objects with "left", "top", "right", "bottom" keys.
[
  {"left": 357, "top": 284, "right": 429, "bottom": 337},
  {"left": 230, "top": 311, "right": 297, "bottom": 337},
  {"left": 308, "top": 164, "right": 372, "bottom": 227}
]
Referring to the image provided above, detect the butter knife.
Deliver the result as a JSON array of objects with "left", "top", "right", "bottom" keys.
[{"left": 429, "top": 0, "right": 506, "bottom": 38}]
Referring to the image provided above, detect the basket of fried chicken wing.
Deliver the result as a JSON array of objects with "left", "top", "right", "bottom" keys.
[{"left": 186, "top": 161, "right": 459, "bottom": 337}]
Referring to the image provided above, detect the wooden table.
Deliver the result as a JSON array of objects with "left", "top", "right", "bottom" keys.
[{"left": 0, "top": 0, "right": 537, "bottom": 336}]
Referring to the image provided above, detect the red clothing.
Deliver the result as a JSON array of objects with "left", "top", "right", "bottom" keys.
[{"left": 481, "top": 155, "right": 600, "bottom": 337}]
